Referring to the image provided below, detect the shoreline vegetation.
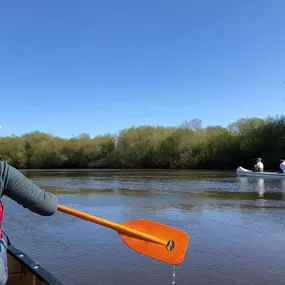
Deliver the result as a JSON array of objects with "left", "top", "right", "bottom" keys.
[{"left": 0, "top": 116, "right": 284, "bottom": 170}]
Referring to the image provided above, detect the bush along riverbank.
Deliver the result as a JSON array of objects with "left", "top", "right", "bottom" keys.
[{"left": 0, "top": 116, "right": 284, "bottom": 170}]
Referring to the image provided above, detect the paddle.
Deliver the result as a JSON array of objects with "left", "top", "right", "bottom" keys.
[{"left": 57, "top": 204, "right": 189, "bottom": 265}]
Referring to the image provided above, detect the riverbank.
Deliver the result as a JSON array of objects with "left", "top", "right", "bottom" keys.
[{"left": 1, "top": 115, "right": 285, "bottom": 170}]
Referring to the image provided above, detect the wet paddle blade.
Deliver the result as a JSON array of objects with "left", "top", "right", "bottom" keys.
[{"left": 119, "top": 219, "right": 189, "bottom": 265}]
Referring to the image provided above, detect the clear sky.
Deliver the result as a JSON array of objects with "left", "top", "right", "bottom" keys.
[{"left": 1, "top": 0, "right": 285, "bottom": 138}]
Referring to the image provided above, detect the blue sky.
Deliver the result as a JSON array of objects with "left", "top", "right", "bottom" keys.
[{"left": 1, "top": 0, "right": 285, "bottom": 138}]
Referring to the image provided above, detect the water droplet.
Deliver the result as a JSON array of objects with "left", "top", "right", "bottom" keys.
[{"left": 172, "top": 265, "right": 176, "bottom": 284}]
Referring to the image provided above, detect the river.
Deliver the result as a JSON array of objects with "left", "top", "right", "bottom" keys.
[{"left": 3, "top": 169, "right": 285, "bottom": 285}]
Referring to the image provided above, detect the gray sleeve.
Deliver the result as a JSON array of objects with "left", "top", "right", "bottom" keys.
[{"left": 1, "top": 162, "right": 58, "bottom": 216}]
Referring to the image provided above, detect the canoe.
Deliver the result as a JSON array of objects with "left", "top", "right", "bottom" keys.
[
  {"left": 236, "top": 166, "right": 285, "bottom": 178},
  {"left": 7, "top": 243, "right": 63, "bottom": 285}
]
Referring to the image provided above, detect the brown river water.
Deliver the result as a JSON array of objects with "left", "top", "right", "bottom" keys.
[{"left": 3, "top": 169, "right": 285, "bottom": 285}]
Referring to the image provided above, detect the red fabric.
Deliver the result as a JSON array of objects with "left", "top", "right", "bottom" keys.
[{"left": 0, "top": 201, "right": 3, "bottom": 239}]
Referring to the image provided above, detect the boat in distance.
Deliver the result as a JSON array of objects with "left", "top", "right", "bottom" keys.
[{"left": 236, "top": 166, "right": 285, "bottom": 178}]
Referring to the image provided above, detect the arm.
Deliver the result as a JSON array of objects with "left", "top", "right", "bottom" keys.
[{"left": 0, "top": 162, "right": 58, "bottom": 216}]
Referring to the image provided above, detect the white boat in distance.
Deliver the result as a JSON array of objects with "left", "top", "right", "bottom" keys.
[{"left": 236, "top": 166, "right": 285, "bottom": 178}]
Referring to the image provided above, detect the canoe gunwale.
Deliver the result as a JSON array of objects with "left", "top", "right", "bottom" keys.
[{"left": 7, "top": 244, "right": 64, "bottom": 285}]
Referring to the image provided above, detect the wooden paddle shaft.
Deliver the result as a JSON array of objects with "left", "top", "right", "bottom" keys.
[{"left": 57, "top": 204, "right": 168, "bottom": 246}]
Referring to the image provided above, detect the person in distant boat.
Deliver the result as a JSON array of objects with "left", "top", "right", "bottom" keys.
[
  {"left": 279, "top": 159, "right": 285, "bottom": 174},
  {"left": 0, "top": 160, "right": 58, "bottom": 284},
  {"left": 253, "top": 158, "right": 264, "bottom": 172}
]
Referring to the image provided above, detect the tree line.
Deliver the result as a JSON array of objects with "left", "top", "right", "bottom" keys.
[{"left": 0, "top": 116, "right": 284, "bottom": 170}]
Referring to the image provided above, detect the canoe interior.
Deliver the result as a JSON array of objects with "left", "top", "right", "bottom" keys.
[{"left": 7, "top": 244, "right": 63, "bottom": 285}]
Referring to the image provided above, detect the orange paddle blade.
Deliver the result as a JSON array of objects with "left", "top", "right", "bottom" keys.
[
  {"left": 119, "top": 219, "right": 189, "bottom": 265},
  {"left": 57, "top": 205, "right": 189, "bottom": 265}
]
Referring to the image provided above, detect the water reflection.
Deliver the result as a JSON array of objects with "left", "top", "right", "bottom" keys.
[
  {"left": 254, "top": 178, "right": 265, "bottom": 207},
  {"left": 38, "top": 174, "right": 285, "bottom": 203},
  {"left": 254, "top": 178, "right": 264, "bottom": 198},
  {"left": 238, "top": 176, "right": 285, "bottom": 201},
  {"left": 281, "top": 179, "right": 285, "bottom": 197}
]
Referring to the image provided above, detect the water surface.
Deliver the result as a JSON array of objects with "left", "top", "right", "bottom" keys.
[{"left": 3, "top": 170, "right": 285, "bottom": 285}]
